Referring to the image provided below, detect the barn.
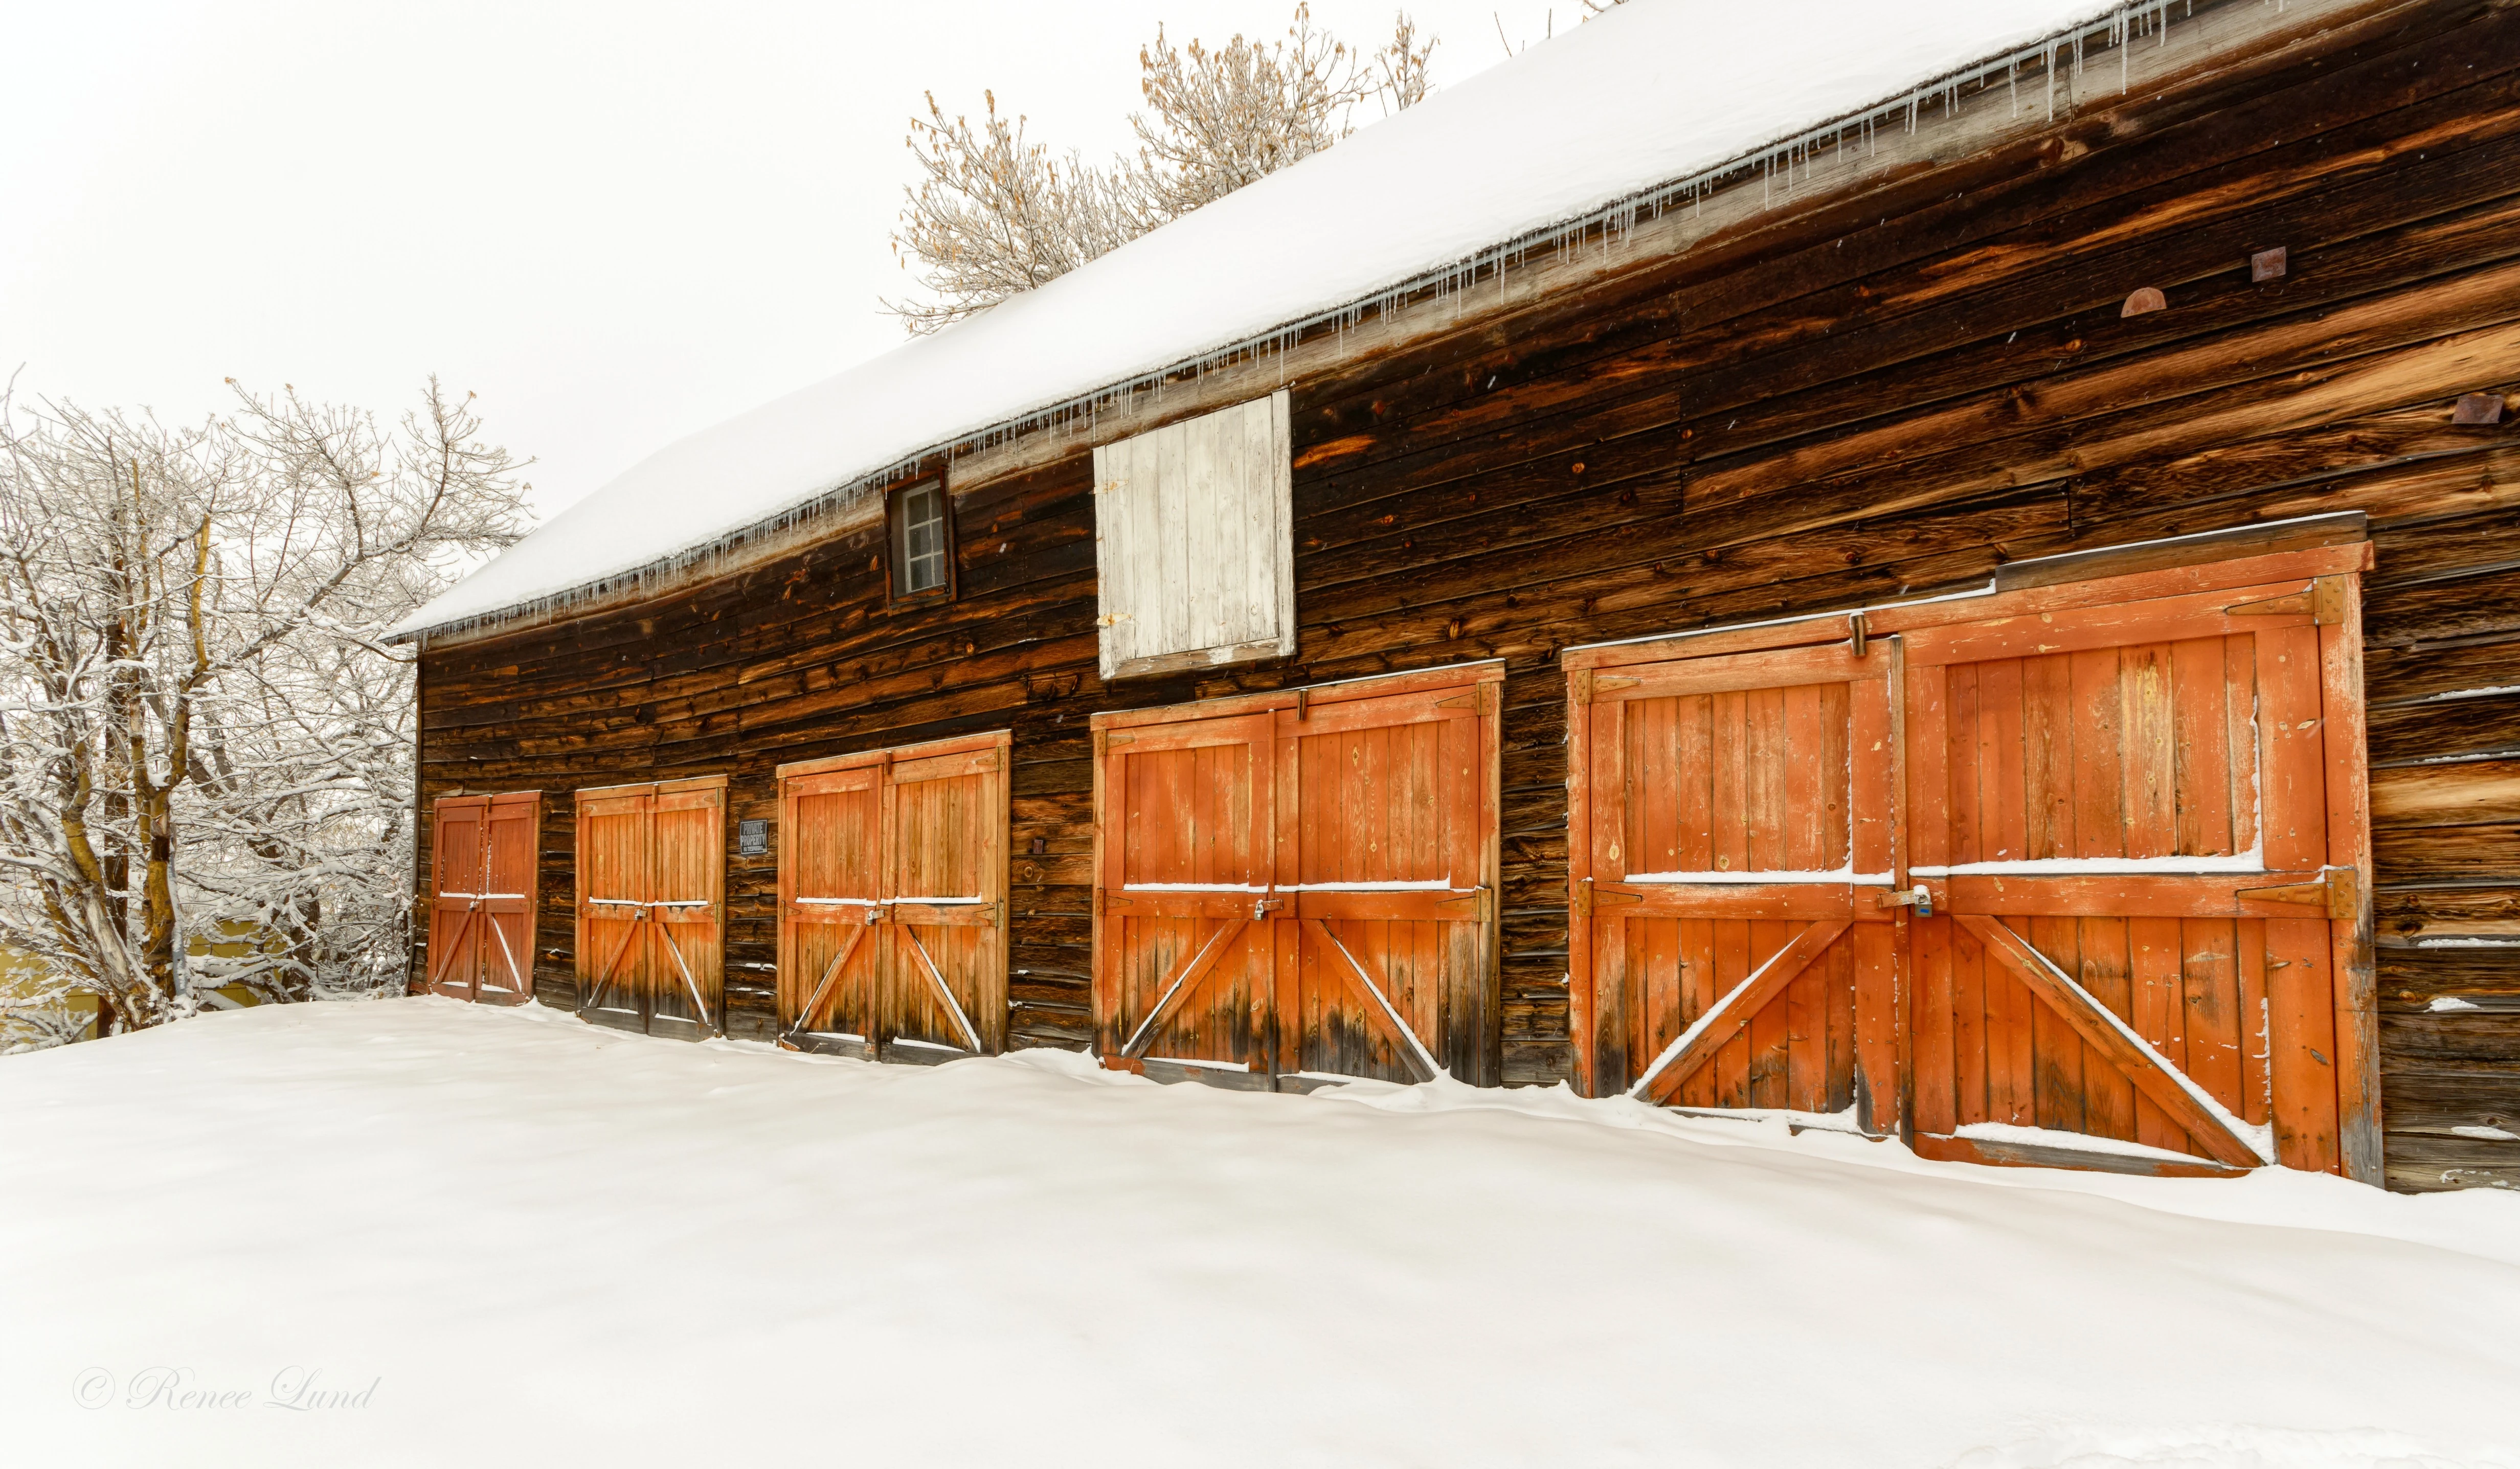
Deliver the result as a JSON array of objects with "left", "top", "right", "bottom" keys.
[{"left": 394, "top": 0, "right": 2520, "bottom": 1192}]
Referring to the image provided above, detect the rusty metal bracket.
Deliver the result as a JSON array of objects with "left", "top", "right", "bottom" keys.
[
  {"left": 2236, "top": 865, "right": 2361, "bottom": 921},
  {"left": 1570, "top": 878, "right": 1641, "bottom": 919},
  {"left": 2225, "top": 574, "right": 2348, "bottom": 626}
]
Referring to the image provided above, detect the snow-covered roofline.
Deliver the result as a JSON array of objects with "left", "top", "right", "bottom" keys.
[{"left": 394, "top": 0, "right": 2254, "bottom": 645}]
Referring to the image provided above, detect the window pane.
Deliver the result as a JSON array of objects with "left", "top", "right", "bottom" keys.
[{"left": 896, "top": 485, "right": 946, "bottom": 594}]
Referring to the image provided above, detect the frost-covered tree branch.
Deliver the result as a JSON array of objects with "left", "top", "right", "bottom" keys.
[
  {"left": 0, "top": 379, "right": 530, "bottom": 1048},
  {"left": 886, "top": 6, "right": 1436, "bottom": 334}
]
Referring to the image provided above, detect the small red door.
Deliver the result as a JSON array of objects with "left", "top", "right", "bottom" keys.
[
  {"left": 573, "top": 776, "right": 726, "bottom": 1037},
  {"left": 1568, "top": 643, "right": 1899, "bottom": 1128},
  {"left": 424, "top": 792, "right": 540, "bottom": 1003},
  {"left": 777, "top": 731, "right": 1009, "bottom": 1061}
]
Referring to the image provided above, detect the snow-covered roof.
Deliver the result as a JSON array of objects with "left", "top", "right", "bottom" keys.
[{"left": 397, "top": 0, "right": 2153, "bottom": 640}]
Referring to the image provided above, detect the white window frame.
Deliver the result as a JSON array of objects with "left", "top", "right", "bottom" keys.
[{"left": 890, "top": 480, "right": 949, "bottom": 600}]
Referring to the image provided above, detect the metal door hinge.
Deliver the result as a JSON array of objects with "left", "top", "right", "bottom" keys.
[
  {"left": 2236, "top": 865, "right": 2361, "bottom": 920},
  {"left": 1571, "top": 878, "right": 1640, "bottom": 919},
  {"left": 2226, "top": 574, "right": 2348, "bottom": 626}
]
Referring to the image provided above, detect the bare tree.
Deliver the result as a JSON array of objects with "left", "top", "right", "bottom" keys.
[
  {"left": 0, "top": 379, "right": 529, "bottom": 1044},
  {"left": 885, "top": 93, "right": 1160, "bottom": 336},
  {"left": 887, "top": 6, "right": 1437, "bottom": 333}
]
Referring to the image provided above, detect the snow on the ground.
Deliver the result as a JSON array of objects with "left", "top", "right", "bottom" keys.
[{"left": 4, "top": 999, "right": 2515, "bottom": 1469}]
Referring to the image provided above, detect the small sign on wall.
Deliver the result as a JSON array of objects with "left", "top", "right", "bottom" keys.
[{"left": 737, "top": 819, "right": 771, "bottom": 857}]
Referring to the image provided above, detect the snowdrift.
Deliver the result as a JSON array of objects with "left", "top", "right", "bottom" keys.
[{"left": 3, "top": 998, "right": 2515, "bottom": 1468}]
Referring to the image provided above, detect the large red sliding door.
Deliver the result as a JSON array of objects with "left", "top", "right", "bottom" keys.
[
  {"left": 1569, "top": 525, "right": 2379, "bottom": 1179},
  {"left": 1092, "top": 664, "right": 1503, "bottom": 1089}
]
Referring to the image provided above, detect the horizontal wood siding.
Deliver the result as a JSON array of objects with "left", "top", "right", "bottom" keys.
[{"left": 417, "top": 0, "right": 2520, "bottom": 1185}]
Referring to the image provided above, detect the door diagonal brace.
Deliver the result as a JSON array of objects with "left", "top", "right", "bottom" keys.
[
  {"left": 1628, "top": 920, "right": 1850, "bottom": 1103},
  {"left": 781, "top": 921, "right": 872, "bottom": 1045},
  {"left": 1305, "top": 918, "right": 1442, "bottom": 1083},
  {"left": 652, "top": 919, "right": 715, "bottom": 1033},
  {"left": 1120, "top": 919, "right": 1249, "bottom": 1059},
  {"left": 896, "top": 923, "right": 985, "bottom": 1055},
  {"left": 428, "top": 907, "right": 477, "bottom": 991},
  {"left": 1956, "top": 915, "right": 2268, "bottom": 1167}
]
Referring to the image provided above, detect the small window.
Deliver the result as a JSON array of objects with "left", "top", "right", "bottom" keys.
[{"left": 889, "top": 481, "right": 950, "bottom": 600}]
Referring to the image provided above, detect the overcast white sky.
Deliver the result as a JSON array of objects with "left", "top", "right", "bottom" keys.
[{"left": 5, "top": 1, "right": 1566, "bottom": 521}]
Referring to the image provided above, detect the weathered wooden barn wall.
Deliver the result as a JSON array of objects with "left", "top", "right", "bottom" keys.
[{"left": 416, "top": 0, "right": 2520, "bottom": 1190}]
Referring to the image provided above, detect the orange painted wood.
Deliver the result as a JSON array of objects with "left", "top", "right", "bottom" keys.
[
  {"left": 1592, "top": 693, "right": 1628, "bottom": 1088},
  {"left": 2128, "top": 915, "right": 2189, "bottom": 1154},
  {"left": 1911, "top": 1131, "right": 2251, "bottom": 1180},
  {"left": 1561, "top": 543, "right": 2370, "bottom": 670},
  {"left": 2183, "top": 919, "right": 2244, "bottom": 1126},
  {"left": 1566, "top": 671, "right": 1595, "bottom": 1096},
  {"left": 2257, "top": 624, "right": 2329, "bottom": 875},
  {"left": 2030, "top": 916, "right": 2085, "bottom": 1134},
  {"left": 2318, "top": 573, "right": 2382, "bottom": 1185},
  {"left": 1601, "top": 642, "right": 1878, "bottom": 702},
  {"left": 1902, "top": 582, "right": 2323, "bottom": 670},
  {"left": 2265, "top": 916, "right": 2344, "bottom": 1174},
  {"left": 2078, "top": 918, "right": 2136, "bottom": 1144},
  {"left": 1089, "top": 660, "right": 1504, "bottom": 730},
  {"left": 1952, "top": 919, "right": 1990, "bottom": 1127},
  {"left": 1852, "top": 920, "right": 1898, "bottom": 1131},
  {"left": 1938, "top": 873, "right": 2339, "bottom": 919},
  {"left": 478, "top": 793, "right": 542, "bottom": 1003},
  {"left": 424, "top": 796, "right": 486, "bottom": 999},
  {"left": 1573, "top": 626, "right": 1885, "bottom": 1102},
  {"left": 1956, "top": 915, "right": 2263, "bottom": 1169},
  {"left": 2068, "top": 648, "right": 2125, "bottom": 862}
]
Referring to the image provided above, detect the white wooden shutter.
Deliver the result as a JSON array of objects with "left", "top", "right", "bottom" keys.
[{"left": 1092, "top": 390, "right": 1295, "bottom": 680}]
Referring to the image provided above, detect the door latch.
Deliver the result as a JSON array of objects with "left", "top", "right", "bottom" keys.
[
  {"left": 1253, "top": 895, "right": 1286, "bottom": 920},
  {"left": 1877, "top": 884, "right": 1934, "bottom": 917}
]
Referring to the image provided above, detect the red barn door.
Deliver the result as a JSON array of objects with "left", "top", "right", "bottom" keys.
[
  {"left": 573, "top": 776, "right": 726, "bottom": 1038},
  {"left": 1570, "top": 645, "right": 1899, "bottom": 1129},
  {"left": 424, "top": 791, "right": 540, "bottom": 1004},
  {"left": 1569, "top": 526, "right": 2378, "bottom": 1179},
  {"left": 777, "top": 732, "right": 1009, "bottom": 1061},
  {"left": 1092, "top": 664, "right": 1502, "bottom": 1089},
  {"left": 1903, "top": 564, "right": 2362, "bottom": 1174}
]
